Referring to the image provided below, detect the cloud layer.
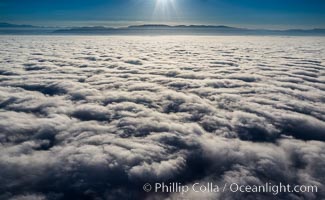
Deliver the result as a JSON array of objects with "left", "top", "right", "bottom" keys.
[{"left": 0, "top": 36, "right": 324, "bottom": 200}]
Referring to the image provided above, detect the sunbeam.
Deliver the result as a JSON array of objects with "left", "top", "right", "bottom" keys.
[{"left": 152, "top": 0, "right": 179, "bottom": 22}]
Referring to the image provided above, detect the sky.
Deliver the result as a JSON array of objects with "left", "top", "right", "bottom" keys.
[{"left": 1, "top": 0, "right": 325, "bottom": 29}]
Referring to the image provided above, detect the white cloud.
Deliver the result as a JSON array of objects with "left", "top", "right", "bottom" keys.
[{"left": 0, "top": 35, "right": 324, "bottom": 200}]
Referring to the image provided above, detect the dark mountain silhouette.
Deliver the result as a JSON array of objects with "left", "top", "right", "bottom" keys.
[
  {"left": 53, "top": 24, "right": 325, "bottom": 36},
  {"left": 0, "top": 22, "right": 55, "bottom": 34},
  {"left": 0, "top": 22, "right": 37, "bottom": 28},
  {"left": 1, "top": 22, "right": 325, "bottom": 36}
]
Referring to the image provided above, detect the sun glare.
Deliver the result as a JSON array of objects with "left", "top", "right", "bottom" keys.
[{"left": 153, "top": 0, "right": 178, "bottom": 21}]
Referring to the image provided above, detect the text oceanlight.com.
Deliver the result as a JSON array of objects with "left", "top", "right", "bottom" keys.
[{"left": 143, "top": 182, "right": 318, "bottom": 195}]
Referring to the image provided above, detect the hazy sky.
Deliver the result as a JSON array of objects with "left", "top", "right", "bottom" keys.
[{"left": 1, "top": 0, "right": 325, "bottom": 28}]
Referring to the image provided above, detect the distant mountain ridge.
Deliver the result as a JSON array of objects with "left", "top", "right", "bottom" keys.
[
  {"left": 53, "top": 24, "right": 325, "bottom": 36},
  {"left": 0, "top": 22, "right": 37, "bottom": 28},
  {"left": 127, "top": 24, "right": 241, "bottom": 29},
  {"left": 1, "top": 22, "right": 325, "bottom": 36}
]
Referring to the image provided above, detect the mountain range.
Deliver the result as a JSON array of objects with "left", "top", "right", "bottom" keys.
[{"left": 1, "top": 22, "right": 325, "bottom": 36}]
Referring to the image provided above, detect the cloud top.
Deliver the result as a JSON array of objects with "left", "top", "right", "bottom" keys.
[{"left": 0, "top": 36, "right": 324, "bottom": 200}]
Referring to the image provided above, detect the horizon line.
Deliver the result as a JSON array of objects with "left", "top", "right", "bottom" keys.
[{"left": 1, "top": 22, "right": 325, "bottom": 31}]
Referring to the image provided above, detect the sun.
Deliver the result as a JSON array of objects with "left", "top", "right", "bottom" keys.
[
  {"left": 155, "top": 0, "right": 176, "bottom": 8},
  {"left": 153, "top": 0, "right": 178, "bottom": 21},
  {"left": 156, "top": 0, "right": 174, "bottom": 5}
]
